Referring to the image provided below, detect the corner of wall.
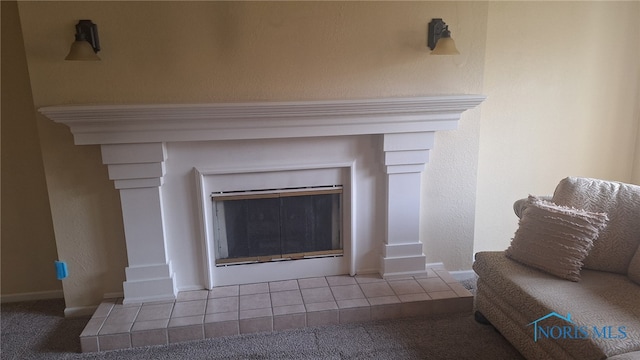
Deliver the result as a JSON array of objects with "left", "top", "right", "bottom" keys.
[{"left": 1, "top": 0, "right": 62, "bottom": 297}]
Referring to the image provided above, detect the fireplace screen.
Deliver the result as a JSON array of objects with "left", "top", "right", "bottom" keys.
[{"left": 212, "top": 187, "right": 342, "bottom": 265}]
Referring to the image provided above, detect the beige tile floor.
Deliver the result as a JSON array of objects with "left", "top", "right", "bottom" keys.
[{"left": 80, "top": 267, "right": 473, "bottom": 352}]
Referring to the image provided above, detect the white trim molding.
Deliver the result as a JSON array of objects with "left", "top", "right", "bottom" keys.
[
  {"left": 39, "top": 96, "right": 486, "bottom": 145},
  {"left": 0, "top": 290, "right": 64, "bottom": 304}
]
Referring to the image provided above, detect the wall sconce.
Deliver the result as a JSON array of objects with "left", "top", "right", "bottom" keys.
[
  {"left": 428, "top": 18, "right": 459, "bottom": 55},
  {"left": 65, "top": 20, "right": 100, "bottom": 61}
]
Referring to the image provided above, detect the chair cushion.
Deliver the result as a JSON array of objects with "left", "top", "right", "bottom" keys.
[
  {"left": 505, "top": 196, "right": 608, "bottom": 281},
  {"left": 552, "top": 177, "right": 640, "bottom": 274}
]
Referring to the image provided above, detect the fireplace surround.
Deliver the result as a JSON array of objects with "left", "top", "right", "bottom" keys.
[{"left": 40, "top": 95, "right": 485, "bottom": 304}]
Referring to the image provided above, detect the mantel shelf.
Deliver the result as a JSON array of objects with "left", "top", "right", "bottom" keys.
[{"left": 39, "top": 95, "right": 486, "bottom": 145}]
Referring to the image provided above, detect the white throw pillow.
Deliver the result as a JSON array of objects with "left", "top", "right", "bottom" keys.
[{"left": 506, "top": 196, "right": 608, "bottom": 281}]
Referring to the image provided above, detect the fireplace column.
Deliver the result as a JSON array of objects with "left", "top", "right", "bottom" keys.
[
  {"left": 101, "top": 142, "right": 177, "bottom": 304},
  {"left": 380, "top": 132, "right": 434, "bottom": 278}
]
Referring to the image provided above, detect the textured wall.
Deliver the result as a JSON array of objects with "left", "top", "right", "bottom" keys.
[
  {"left": 1, "top": 1, "right": 61, "bottom": 297},
  {"left": 12, "top": 1, "right": 640, "bottom": 312},
  {"left": 474, "top": 1, "right": 640, "bottom": 254},
  {"left": 18, "top": 1, "right": 487, "bottom": 311}
]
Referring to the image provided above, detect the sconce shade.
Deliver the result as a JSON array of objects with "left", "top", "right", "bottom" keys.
[
  {"left": 65, "top": 34, "right": 101, "bottom": 61},
  {"left": 65, "top": 20, "right": 101, "bottom": 61},
  {"left": 428, "top": 18, "right": 460, "bottom": 55},
  {"left": 431, "top": 36, "right": 460, "bottom": 55}
]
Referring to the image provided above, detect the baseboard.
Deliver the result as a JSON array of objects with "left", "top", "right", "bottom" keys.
[
  {"left": 103, "top": 292, "right": 124, "bottom": 299},
  {"left": 64, "top": 305, "right": 98, "bottom": 318},
  {"left": 64, "top": 292, "right": 124, "bottom": 318},
  {"left": 425, "top": 262, "right": 445, "bottom": 269},
  {"left": 0, "top": 289, "right": 96, "bottom": 318},
  {"left": 0, "top": 290, "right": 64, "bottom": 303},
  {"left": 354, "top": 268, "right": 379, "bottom": 276},
  {"left": 449, "top": 270, "right": 477, "bottom": 282},
  {"left": 178, "top": 285, "right": 204, "bottom": 292}
]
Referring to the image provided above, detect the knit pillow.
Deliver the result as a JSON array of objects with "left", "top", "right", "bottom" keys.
[
  {"left": 506, "top": 196, "right": 608, "bottom": 281},
  {"left": 552, "top": 177, "right": 640, "bottom": 274}
]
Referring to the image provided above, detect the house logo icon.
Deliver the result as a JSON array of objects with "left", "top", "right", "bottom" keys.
[{"left": 527, "top": 312, "right": 573, "bottom": 342}]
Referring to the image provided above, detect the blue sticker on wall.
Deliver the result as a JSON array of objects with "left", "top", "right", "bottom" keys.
[{"left": 55, "top": 260, "right": 68, "bottom": 280}]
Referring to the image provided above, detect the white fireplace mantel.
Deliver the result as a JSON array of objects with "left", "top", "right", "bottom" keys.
[
  {"left": 40, "top": 95, "right": 485, "bottom": 304},
  {"left": 40, "top": 96, "right": 485, "bottom": 145}
]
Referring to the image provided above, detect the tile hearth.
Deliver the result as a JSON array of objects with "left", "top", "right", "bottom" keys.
[{"left": 80, "top": 266, "right": 473, "bottom": 352}]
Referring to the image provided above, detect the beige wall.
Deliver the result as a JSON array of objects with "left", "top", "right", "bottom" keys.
[
  {"left": 1, "top": 1, "right": 61, "bottom": 296},
  {"left": 17, "top": 1, "right": 487, "bottom": 310},
  {"left": 10, "top": 1, "right": 640, "bottom": 311},
  {"left": 474, "top": 1, "right": 640, "bottom": 254}
]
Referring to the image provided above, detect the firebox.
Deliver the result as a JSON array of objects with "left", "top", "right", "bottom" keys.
[{"left": 212, "top": 186, "right": 342, "bottom": 265}]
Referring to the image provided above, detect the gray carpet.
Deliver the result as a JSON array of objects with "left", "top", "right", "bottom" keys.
[{"left": 1, "top": 278, "right": 523, "bottom": 360}]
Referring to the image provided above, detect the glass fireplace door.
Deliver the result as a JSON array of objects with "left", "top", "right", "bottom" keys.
[{"left": 212, "top": 187, "right": 342, "bottom": 265}]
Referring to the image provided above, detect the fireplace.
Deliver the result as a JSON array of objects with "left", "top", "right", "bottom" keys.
[
  {"left": 211, "top": 187, "right": 342, "bottom": 265},
  {"left": 40, "top": 95, "right": 485, "bottom": 304}
]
